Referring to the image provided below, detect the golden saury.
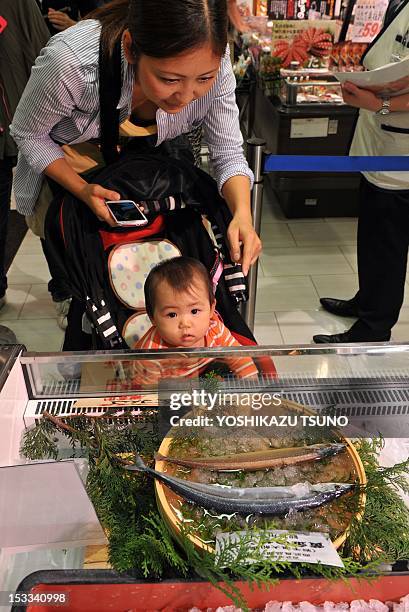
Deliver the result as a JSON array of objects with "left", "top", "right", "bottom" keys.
[{"left": 156, "top": 443, "right": 346, "bottom": 472}]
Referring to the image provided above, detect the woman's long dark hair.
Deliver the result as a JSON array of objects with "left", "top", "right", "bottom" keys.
[{"left": 88, "top": 0, "right": 228, "bottom": 59}]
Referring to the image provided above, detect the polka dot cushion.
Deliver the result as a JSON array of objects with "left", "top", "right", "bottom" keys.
[
  {"left": 123, "top": 311, "right": 152, "bottom": 347},
  {"left": 109, "top": 240, "right": 181, "bottom": 309}
]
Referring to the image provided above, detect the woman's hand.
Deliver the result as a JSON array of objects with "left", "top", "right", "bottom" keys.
[
  {"left": 221, "top": 176, "right": 261, "bottom": 275},
  {"left": 45, "top": 159, "right": 121, "bottom": 226},
  {"left": 77, "top": 183, "right": 121, "bottom": 226},
  {"left": 341, "top": 81, "right": 382, "bottom": 112},
  {"left": 227, "top": 215, "right": 262, "bottom": 276},
  {"left": 47, "top": 9, "right": 76, "bottom": 31}
]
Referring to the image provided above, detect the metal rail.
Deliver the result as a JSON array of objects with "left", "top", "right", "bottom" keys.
[{"left": 241, "top": 137, "right": 266, "bottom": 331}]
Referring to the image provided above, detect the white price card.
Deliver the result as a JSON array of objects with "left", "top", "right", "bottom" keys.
[
  {"left": 215, "top": 530, "right": 345, "bottom": 568},
  {"left": 352, "top": 0, "right": 389, "bottom": 43},
  {"left": 290, "top": 118, "right": 329, "bottom": 139}
]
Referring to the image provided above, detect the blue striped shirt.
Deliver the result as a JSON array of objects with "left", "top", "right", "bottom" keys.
[{"left": 10, "top": 19, "right": 253, "bottom": 215}]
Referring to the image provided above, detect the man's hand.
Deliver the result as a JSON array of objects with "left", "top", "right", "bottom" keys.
[
  {"left": 227, "top": 215, "right": 262, "bottom": 276},
  {"left": 341, "top": 81, "right": 382, "bottom": 112},
  {"left": 47, "top": 9, "right": 76, "bottom": 31},
  {"left": 77, "top": 183, "right": 121, "bottom": 226}
]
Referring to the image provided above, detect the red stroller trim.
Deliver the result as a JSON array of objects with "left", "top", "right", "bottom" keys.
[
  {"left": 231, "top": 331, "right": 278, "bottom": 378},
  {"left": 59, "top": 204, "right": 165, "bottom": 252},
  {"left": 99, "top": 215, "right": 165, "bottom": 251}
]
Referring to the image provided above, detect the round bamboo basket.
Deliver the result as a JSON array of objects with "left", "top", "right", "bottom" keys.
[{"left": 155, "top": 399, "right": 367, "bottom": 553}]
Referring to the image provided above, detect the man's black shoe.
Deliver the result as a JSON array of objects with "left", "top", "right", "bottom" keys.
[
  {"left": 320, "top": 297, "right": 359, "bottom": 318},
  {"left": 313, "top": 328, "right": 391, "bottom": 344}
]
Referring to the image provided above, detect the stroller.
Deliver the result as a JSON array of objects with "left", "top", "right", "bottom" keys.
[{"left": 45, "top": 141, "right": 277, "bottom": 379}]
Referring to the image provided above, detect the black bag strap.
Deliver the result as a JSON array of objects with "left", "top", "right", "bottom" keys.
[{"left": 99, "top": 36, "right": 122, "bottom": 165}]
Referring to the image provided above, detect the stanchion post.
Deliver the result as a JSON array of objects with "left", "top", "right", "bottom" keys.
[{"left": 240, "top": 137, "right": 266, "bottom": 331}]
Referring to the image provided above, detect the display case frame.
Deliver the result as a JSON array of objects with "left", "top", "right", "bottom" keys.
[{"left": 19, "top": 341, "right": 409, "bottom": 398}]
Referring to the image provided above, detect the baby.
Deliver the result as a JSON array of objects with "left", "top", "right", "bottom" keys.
[{"left": 134, "top": 256, "right": 258, "bottom": 379}]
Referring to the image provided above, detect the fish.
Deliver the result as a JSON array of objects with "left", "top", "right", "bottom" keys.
[
  {"left": 125, "top": 455, "right": 354, "bottom": 516},
  {"left": 155, "top": 443, "right": 346, "bottom": 472}
]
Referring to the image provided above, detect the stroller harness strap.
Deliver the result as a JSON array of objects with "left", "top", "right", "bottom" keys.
[{"left": 85, "top": 296, "right": 125, "bottom": 349}]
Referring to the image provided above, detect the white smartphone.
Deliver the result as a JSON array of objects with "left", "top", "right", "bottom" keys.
[{"left": 105, "top": 200, "right": 148, "bottom": 226}]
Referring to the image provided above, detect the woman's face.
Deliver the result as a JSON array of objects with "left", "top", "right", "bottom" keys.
[{"left": 124, "top": 33, "right": 222, "bottom": 113}]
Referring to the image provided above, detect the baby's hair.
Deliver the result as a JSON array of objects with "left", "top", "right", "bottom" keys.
[{"left": 144, "top": 256, "right": 214, "bottom": 319}]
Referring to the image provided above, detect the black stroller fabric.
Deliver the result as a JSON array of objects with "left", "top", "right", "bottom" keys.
[
  {"left": 96, "top": 148, "right": 248, "bottom": 303},
  {"left": 45, "top": 147, "right": 254, "bottom": 350}
]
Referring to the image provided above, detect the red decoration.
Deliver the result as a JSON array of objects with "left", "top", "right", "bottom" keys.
[
  {"left": 0, "top": 16, "right": 8, "bottom": 34},
  {"left": 296, "top": 27, "right": 333, "bottom": 57},
  {"left": 273, "top": 38, "right": 309, "bottom": 67}
]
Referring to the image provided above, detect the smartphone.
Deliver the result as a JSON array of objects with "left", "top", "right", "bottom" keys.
[{"left": 105, "top": 200, "right": 148, "bottom": 226}]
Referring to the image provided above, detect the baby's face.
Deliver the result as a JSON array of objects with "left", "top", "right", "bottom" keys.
[{"left": 151, "top": 280, "right": 215, "bottom": 348}]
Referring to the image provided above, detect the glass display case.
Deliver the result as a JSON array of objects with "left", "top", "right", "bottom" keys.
[
  {"left": 7, "top": 342, "right": 409, "bottom": 439},
  {"left": 250, "top": 72, "right": 360, "bottom": 217},
  {"left": 3, "top": 342, "right": 409, "bottom": 467},
  {"left": 280, "top": 74, "right": 344, "bottom": 105},
  {"left": 1, "top": 343, "right": 409, "bottom": 607}
]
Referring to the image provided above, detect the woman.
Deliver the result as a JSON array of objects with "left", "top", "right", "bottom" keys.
[{"left": 11, "top": 0, "right": 261, "bottom": 277}]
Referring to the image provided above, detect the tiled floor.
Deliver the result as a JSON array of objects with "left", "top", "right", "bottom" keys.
[
  {"left": 253, "top": 191, "right": 409, "bottom": 346},
  {"left": 1, "top": 231, "right": 65, "bottom": 352},
  {"left": 3, "top": 189, "right": 409, "bottom": 351}
]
